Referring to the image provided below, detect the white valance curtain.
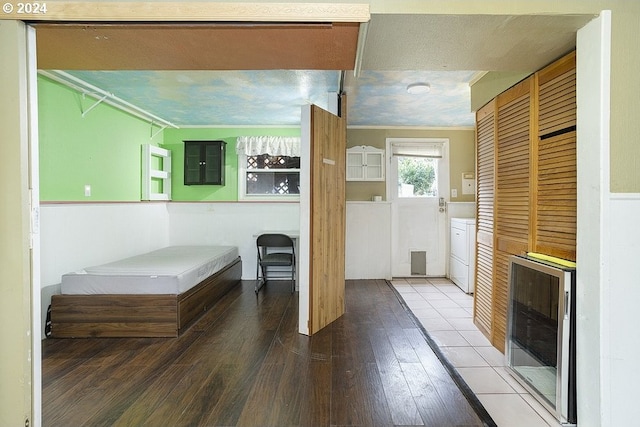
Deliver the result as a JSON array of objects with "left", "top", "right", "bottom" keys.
[{"left": 236, "top": 136, "right": 301, "bottom": 157}]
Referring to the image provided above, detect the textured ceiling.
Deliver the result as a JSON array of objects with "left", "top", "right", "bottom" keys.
[
  {"left": 344, "top": 70, "right": 477, "bottom": 127},
  {"left": 38, "top": 13, "right": 595, "bottom": 128},
  {"left": 362, "top": 14, "right": 592, "bottom": 72}
]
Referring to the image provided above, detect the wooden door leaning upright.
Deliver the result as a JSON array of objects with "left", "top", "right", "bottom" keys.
[{"left": 308, "top": 104, "right": 346, "bottom": 335}]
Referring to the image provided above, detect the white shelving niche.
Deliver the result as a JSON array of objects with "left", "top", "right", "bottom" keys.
[{"left": 142, "top": 144, "right": 172, "bottom": 201}]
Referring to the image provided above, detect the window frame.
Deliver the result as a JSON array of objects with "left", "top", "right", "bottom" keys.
[{"left": 237, "top": 153, "right": 301, "bottom": 201}]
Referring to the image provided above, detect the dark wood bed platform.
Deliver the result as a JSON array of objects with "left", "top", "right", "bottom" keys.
[{"left": 50, "top": 257, "right": 242, "bottom": 338}]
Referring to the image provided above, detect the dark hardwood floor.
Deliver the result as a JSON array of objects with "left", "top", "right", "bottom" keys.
[{"left": 42, "top": 279, "right": 491, "bottom": 427}]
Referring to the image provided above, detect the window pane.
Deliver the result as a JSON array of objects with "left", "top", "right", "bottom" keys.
[
  {"left": 246, "top": 172, "right": 300, "bottom": 195},
  {"left": 248, "top": 154, "right": 300, "bottom": 170},
  {"left": 204, "top": 143, "right": 223, "bottom": 184},
  {"left": 184, "top": 143, "right": 202, "bottom": 184},
  {"left": 397, "top": 156, "right": 438, "bottom": 197}
]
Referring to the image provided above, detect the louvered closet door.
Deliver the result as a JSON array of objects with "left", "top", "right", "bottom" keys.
[
  {"left": 535, "top": 52, "right": 577, "bottom": 260},
  {"left": 494, "top": 78, "right": 533, "bottom": 352},
  {"left": 474, "top": 101, "right": 495, "bottom": 338},
  {"left": 535, "top": 131, "right": 576, "bottom": 259},
  {"left": 538, "top": 52, "right": 576, "bottom": 136}
]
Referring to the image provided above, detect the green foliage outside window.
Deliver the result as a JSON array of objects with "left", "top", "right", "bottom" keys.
[{"left": 398, "top": 157, "right": 437, "bottom": 196}]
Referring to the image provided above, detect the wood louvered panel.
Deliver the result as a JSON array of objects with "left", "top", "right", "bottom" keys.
[
  {"left": 496, "top": 90, "right": 530, "bottom": 242},
  {"left": 491, "top": 249, "right": 511, "bottom": 352},
  {"left": 493, "top": 80, "right": 532, "bottom": 354},
  {"left": 474, "top": 241, "right": 493, "bottom": 335},
  {"left": 535, "top": 130, "right": 577, "bottom": 260},
  {"left": 476, "top": 103, "right": 495, "bottom": 236},
  {"left": 474, "top": 101, "right": 495, "bottom": 338},
  {"left": 538, "top": 51, "right": 575, "bottom": 137},
  {"left": 539, "top": 68, "right": 576, "bottom": 136}
]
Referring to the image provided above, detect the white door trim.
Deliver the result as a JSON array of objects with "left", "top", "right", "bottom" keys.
[
  {"left": 27, "top": 24, "right": 43, "bottom": 427},
  {"left": 576, "top": 10, "right": 611, "bottom": 426}
]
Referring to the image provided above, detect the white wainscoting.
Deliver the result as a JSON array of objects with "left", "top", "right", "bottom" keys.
[
  {"left": 39, "top": 200, "right": 395, "bottom": 336},
  {"left": 167, "top": 202, "right": 300, "bottom": 280},
  {"left": 39, "top": 202, "right": 171, "bottom": 337},
  {"left": 40, "top": 203, "right": 170, "bottom": 288},
  {"left": 607, "top": 193, "right": 640, "bottom": 425},
  {"left": 346, "top": 201, "right": 391, "bottom": 280}
]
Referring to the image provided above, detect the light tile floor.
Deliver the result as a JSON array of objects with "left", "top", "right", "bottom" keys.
[{"left": 391, "top": 277, "right": 562, "bottom": 427}]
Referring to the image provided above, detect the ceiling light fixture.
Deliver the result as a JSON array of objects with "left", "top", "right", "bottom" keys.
[{"left": 406, "top": 82, "right": 431, "bottom": 94}]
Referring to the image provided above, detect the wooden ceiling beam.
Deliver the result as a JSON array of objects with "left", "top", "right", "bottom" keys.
[{"left": 34, "top": 22, "right": 361, "bottom": 70}]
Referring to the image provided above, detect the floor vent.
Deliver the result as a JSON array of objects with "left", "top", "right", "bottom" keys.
[{"left": 410, "top": 251, "right": 427, "bottom": 275}]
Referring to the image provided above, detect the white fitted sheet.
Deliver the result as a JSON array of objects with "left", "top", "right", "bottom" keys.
[{"left": 61, "top": 246, "right": 239, "bottom": 295}]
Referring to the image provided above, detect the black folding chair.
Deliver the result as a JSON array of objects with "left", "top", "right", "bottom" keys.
[{"left": 256, "top": 233, "right": 296, "bottom": 294}]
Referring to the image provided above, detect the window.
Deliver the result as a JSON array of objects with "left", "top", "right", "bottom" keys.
[
  {"left": 239, "top": 154, "right": 300, "bottom": 199},
  {"left": 397, "top": 156, "right": 438, "bottom": 197},
  {"left": 391, "top": 141, "right": 443, "bottom": 198},
  {"left": 236, "top": 136, "right": 301, "bottom": 200}
]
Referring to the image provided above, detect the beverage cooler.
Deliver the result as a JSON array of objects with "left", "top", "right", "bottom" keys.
[{"left": 506, "top": 254, "right": 577, "bottom": 425}]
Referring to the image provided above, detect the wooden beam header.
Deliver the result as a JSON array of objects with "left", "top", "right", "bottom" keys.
[{"left": 1, "top": 1, "right": 370, "bottom": 22}]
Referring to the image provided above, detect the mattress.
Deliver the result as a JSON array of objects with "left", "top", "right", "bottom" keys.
[{"left": 61, "top": 246, "right": 239, "bottom": 295}]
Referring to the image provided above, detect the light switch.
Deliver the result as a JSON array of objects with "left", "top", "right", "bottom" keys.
[
  {"left": 84, "top": 184, "right": 91, "bottom": 197},
  {"left": 451, "top": 188, "right": 458, "bottom": 198}
]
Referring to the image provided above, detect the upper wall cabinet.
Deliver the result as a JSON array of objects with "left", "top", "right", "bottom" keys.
[
  {"left": 184, "top": 140, "right": 226, "bottom": 186},
  {"left": 346, "top": 145, "right": 385, "bottom": 181}
]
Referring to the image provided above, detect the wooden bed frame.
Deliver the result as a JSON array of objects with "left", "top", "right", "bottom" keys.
[{"left": 50, "top": 257, "right": 242, "bottom": 338}]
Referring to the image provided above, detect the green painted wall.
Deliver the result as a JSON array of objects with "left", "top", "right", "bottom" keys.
[
  {"left": 164, "top": 127, "right": 300, "bottom": 201},
  {"left": 38, "top": 75, "right": 163, "bottom": 201},
  {"left": 38, "top": 77, "right": 301, "bottom": 202}
]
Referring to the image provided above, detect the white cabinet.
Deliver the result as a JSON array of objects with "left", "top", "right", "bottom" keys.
[
  {"left": 346, "top": 145, "right": 385, "bottom": 181},
  {"left": 450, "top": 217, "right": 476, "bottom": 293}
]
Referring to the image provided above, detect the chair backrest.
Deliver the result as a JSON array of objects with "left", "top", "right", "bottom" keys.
[{"left": 257, "top": 233, "right": 294, "bottom": 249}]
